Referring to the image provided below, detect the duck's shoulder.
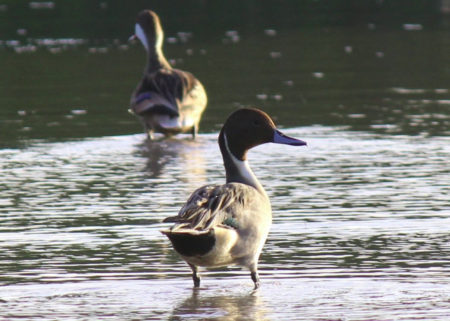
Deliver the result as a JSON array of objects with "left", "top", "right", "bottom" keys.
[
  {"left": 164, "top": 183, "right": 262, "bottom": 231},
  {"left": 141, "top": 68, "right": 200, "bottom": 94},
  {"left": 171, "top": 68, "right": 203, "bottom": 93},
  {"left": 143, "top": 68, "right": 193, "bottom": 82},
  {"left": 184, "top": 182, "right": 260, "bottom": 211}
]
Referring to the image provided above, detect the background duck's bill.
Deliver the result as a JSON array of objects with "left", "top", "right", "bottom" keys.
[{"left": 273, "top": 130, "right": 307, "bottom": 146}]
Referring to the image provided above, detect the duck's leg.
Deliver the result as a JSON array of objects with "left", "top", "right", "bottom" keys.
[
  {"left": 146, "top": 128, "right": 155, "bottom": 141},
  {"left": 191, "top": 123, "right": 198, "bottom": 139},
  {"left": 189, "top": 263, "right": 201, "bottom": 287},
  {"left": 142, "top": 117, "right": 154, "bottom": 140},
  {"left": 250, "top": 264, "right": 260, "bottom": 289}
]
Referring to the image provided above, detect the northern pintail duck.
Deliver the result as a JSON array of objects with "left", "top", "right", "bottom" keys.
[
  {"left": 129, "top": 10, "right": 207, "bottom": 139},
  {"left": 161, "top": 108, "right": 306, "bottom": 289}
]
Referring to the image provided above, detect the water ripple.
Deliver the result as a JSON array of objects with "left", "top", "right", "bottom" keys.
[{"left": 0, "top": 127, "right": 449, "bottom": 318}]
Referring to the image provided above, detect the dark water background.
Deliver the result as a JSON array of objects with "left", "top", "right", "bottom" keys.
[
  {"left": 1, "top": 0, "right": 450, "bottom": 146},
  {"left": 1, "top": 1, "right": 449, "bottom": 320}
]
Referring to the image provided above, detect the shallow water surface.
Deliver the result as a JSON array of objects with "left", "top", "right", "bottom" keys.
[{"left": 1, "top": 128, "right": 449, "bottom": 320}]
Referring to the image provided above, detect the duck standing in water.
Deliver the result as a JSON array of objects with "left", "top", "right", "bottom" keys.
[
  {"left": 129, "top": 10, "right": 207, "bottom": 139},
  {"left": 161, "top": 108, "right": 307, "bottom": 289}
]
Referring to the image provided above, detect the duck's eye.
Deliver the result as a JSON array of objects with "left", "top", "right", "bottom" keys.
[{"left": 253, "top": 120, "right": 260, "bottom": 126}]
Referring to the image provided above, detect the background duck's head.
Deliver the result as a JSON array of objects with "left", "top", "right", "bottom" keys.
[
  {"left": 220, "top": 108, "right": 307, "bottom": 161},
  {"left": 132, "top": 10, "right": 164, "bottom": 52}
]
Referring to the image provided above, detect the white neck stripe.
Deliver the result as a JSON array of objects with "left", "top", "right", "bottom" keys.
[
  {"left": 223, "top": 134, "right": 263, "bottom": 193},
  {"left": 135, "top": 24, "right": 149, "bottom": 51}
]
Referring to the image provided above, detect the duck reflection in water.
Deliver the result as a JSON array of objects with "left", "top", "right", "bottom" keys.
[
  {"left": 169, "top": 288, "right": 269, "bottom": 321},
  {"left": 137, "top": 137, "right": 207, "bottom": 185}
]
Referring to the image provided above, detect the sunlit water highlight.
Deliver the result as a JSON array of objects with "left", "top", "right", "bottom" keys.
[{"left": 1, "top": 127, "right": 449, "bottom": 320}]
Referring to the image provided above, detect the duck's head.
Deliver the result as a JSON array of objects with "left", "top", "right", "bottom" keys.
[
  {"left": 219, "top": 108, "right": 307, "bottom": 161},
  {"left": 130, "top": 10, "right": 164, "bottom": 52}
]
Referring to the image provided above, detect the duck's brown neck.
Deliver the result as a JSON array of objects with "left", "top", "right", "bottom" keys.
[
  {"left": 146, "top": 45, "right": 171, "bottom": 72},
  {"left": 219, "top": 129, "right": 266, "bottom": 195}
]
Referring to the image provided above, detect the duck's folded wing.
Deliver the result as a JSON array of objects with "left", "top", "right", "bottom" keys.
[
  {"left": 131, "top": 91, "right": 179, "bottom": 116},
  {"left": 130, "top": 69, "right": 185, "bottom": 116},
  {"left": 131, "top": 68, "right": 205, "bottom": 117},
  {"left": 163, "top": 184, "right": 247, "bottom": 232}
]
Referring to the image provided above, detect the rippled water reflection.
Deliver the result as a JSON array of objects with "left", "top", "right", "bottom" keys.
[{"left": 1, "top": 127, "right": 449, "bottom": 319}]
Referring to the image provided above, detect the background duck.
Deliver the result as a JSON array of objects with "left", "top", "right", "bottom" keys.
[
  {"left": 161, "top": 108, "right": 307, "bottom": 289},
  {"left": 129, "top": 10, "right": 207, "bottom": 140}
]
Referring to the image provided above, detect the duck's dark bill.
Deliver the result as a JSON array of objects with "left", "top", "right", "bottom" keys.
[{"left": 273, "top": 130, "right": 307, "bottom": 146}]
